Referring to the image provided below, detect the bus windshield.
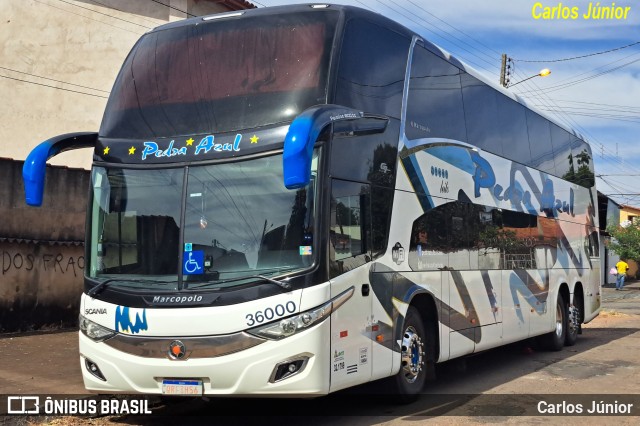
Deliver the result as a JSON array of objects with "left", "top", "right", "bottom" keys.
[
  {"left": 87, "top": 152, "right": 319, "bottom": 291},
  {"left": 100, "top": 11, "right": 337, "bottom": 139}
]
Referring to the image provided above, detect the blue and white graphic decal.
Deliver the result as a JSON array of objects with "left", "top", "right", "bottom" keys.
[
  {"left": 399, "top": 140, "right": 588, "bottom": 220},
  {"left": 511, "top": 269, "right": 549, "bottom": 316},
  {"left": 183, "top": 250, "right": 204, "bottom": 275},
  {"left": 115, "top": 306, "right": 148, "bottom": 334},
  {"left": 400, "top": 154, "right": 434, "bottom": 212}
]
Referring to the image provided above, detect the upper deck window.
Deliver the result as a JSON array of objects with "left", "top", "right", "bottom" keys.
[{"left": 101, "top": 11, "right": 337, "bottom": 139}]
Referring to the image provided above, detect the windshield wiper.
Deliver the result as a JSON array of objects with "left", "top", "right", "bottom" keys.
[
  {"left": 189, "top": 274, "right": 292, "bottom": 291},
  {"left": 87, "top": 278, "right": 172, "bottom": 297},
  {"left": 252, "top": 274, "right": 292, "bottom": 291}
]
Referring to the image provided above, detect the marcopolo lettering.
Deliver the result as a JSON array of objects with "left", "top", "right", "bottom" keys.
[{"left": 153, "top": 295, "right": 204, "bottom": 304}]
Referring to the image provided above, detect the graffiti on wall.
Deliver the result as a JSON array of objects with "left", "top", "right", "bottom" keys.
[{"left": 1, "top": 250, "right": 85, "bottom": 277}]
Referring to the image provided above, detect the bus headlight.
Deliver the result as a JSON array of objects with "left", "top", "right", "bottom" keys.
[
  {"left": 79, "top": 315, "right": 116, "bottom": 342},
  {"left": 247, "top": 286, "right": 354, "bottom": 340}
]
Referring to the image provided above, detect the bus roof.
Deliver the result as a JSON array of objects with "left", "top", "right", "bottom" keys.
[{"left": 143, "top": 3, "right": 587, "bottom": 145}]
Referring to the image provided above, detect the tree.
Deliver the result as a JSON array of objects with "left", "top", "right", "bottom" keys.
[{"left": 607, "top": 223, "right": 640, "bottom": 265}]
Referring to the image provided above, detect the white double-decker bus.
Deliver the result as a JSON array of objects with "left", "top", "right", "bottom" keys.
[{"left": 23, "top": 4, "right": 600, "bottom": 399}]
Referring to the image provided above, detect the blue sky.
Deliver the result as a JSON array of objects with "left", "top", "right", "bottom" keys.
[{"left": 257, "top": 0, "right": 640, "bottom": 206}]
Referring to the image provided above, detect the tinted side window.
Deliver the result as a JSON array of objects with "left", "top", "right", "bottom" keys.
[
  {"left": 330, "top": 120, "right": 400, "bottom": 186},
  {"left": 526, "top": 109, "right": 556, "bottom": 175},
  {"left": 335, "top": 19, "right": 410, "bottom": 118},
  {"left": 496, "top": 96, "right": 530, "bottom": 164},
  {"left": 461, "top": 73, "right": 502, "bottom": 156},
  {"left": 406, "top": 44, "right": 466, "bottom": 142},
  {"left": 570, "top": 138, "right": 595, "bottom": 187},
  {"left": 551, "top": 124, "right": 573, "bottom": 180},
  {"left": 409, "top": 201, "right": 554, "bottom": 271},
  {"left": 330, "top": 179, "right": 371, "bottom": 278}
]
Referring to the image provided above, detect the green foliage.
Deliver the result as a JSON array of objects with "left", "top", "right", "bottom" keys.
[{"left": 607, "top": 223, "right": 640, "bottom": 262}]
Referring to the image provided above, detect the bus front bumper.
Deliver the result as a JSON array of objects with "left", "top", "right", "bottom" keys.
[{"left": 79, "top": 321, "right": 330, "bottom": 396}]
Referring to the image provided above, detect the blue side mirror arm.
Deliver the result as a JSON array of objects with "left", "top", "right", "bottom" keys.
[
  {"left": 283, "top": 105, "right": 367, "bottom": 190},
  {"left": 23, "top": 132, "right": 98, "bottom": 206}
]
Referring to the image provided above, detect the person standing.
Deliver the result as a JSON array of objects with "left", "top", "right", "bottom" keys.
[{"left": 615, "top": 259, "right": 630, "bottom": 291}]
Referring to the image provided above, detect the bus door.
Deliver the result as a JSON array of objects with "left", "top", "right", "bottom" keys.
[{"left": 328, "top": 179, "right": 373, "bottom": 392}]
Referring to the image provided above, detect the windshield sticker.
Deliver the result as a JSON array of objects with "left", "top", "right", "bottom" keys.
[
  {"left": 183, "top": 250, "right": 204, "bottom": 275},
  {"left": 115, "top": 306, "right": 148, "bottom": 334},
  {"left": 184, "top": 243, "right": 192, "bottom": 252},
  {"left": 299, "top": 246, "right": 312, "bottom": 256}
]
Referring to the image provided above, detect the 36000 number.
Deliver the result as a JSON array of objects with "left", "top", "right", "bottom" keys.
[{"left": 245, "top": 301, "right": 297, "bottom": 326}]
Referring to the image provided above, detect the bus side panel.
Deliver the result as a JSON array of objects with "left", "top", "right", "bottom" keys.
[
  {"left": 329, "top": 266, "right": 372, "bottom": 393},
  {"left": 500, "top": 270, "right": 531, "bottom": 344},
  {"left": 369, "top": 270, "right": 395, "bottom": 381},
  {"left": 583, "top": 266, "right": 601, "bottom": 323}
]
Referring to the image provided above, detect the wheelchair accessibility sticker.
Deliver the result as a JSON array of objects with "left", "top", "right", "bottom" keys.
[{"left": 183, "top": 250, "right": 204, "bottom": 275}]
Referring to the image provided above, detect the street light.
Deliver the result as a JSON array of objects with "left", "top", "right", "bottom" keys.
[{"left": 508, "top": 68, "right": 551, "bottom": 87}]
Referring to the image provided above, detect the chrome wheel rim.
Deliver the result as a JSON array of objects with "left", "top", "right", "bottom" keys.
[
  {"left": 400, "top": 325, "right": 424, "bottom": 384},
  {"left": 555, "top": 302, "right": 563, "bottom": 337}
]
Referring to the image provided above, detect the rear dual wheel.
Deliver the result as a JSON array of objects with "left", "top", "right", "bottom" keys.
[{"left": 540, "top": 293, "right": 568, "bottom": 351}]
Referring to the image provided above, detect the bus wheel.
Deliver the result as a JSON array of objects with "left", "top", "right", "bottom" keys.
[
  {"left": 540, "top": 293, "right": 567, "bottom": 351},
  {"left": 393, "top": 306, "right": 426, "bottom": 401},
  {"left": 565, "top": 303, "right": 579, "bottom": 346}
]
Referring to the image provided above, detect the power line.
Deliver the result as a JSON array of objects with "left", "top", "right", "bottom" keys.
[
  {"left": 511, "top": 41, "right": 640, "bottom": 63},
  {"left": 545, "top": 99, "right": 640, "bottom": 112},
  {"left": 405, "top": 0, "right": 502, "bottom": 57},
  {"left": 371, "top": 1, "right": 500, "bottom": 75},
  {"left": 395, "top": 1, "right": 501, "bottom": 71},
  {"left": 147, "top": 0, "right": 196, "bottom": 18},
  {"left": 33, "top": 0, "right": 145, "bottom": 35},
  {"left": 52, "top": 0, "right": 152, "bottom": 29},
  {"left": 0, "top": 66, "right": 110, "bottom": 93},
  {"left": 530, "top": 57, "right": 640, "bottom": 95},
  {"left": 87, "top": 0, "right": 163, "bottom": 27},
  {"left": 535, "top": 109, "right": 640, "bottom": 124},
  {"left": 0, "top": 74, "right": 109, "bottom": 99}
]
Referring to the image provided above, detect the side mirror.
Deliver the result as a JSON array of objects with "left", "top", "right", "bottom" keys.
[
  {"left": 282, "top": 105, "right": 388, "bottom": 189},
  {"left": 23, "top": 132, "right": 98, "bottom": 206}
]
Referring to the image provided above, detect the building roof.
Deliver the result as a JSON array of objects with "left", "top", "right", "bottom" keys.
[
  {"left": 620, "top": 204, "right": 640, "bottom": 214},
  {"left": 219, "top": 0, "right": 257, "bottom": 10}
]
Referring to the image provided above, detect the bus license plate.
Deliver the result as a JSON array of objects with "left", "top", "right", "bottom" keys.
[{"left": 162, "top": 379, "right": 203, "bottom": 396}]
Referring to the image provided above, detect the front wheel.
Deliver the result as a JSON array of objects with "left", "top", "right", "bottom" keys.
[{"left": 392, "top": 306, "right": 427, "bottom": 402}]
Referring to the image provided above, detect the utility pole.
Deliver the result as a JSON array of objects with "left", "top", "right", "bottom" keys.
[{"left": 500, "top": 53, "right": 507, "bottom": 87}]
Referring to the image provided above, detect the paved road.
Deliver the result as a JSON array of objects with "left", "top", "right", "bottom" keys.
[{"left": 1, "top": 281, "right": 639, "bottom": 424}]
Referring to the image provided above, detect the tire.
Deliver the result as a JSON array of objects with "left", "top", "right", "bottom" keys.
[
  {"left": 540, "top": 293, "right": 567, "bottom": 351},
  {"left": 392, "top": 306, "right": 427, "bottom": 402},
  {"left": 565, "top": 299, "right": 580, "bottom": 347}
]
